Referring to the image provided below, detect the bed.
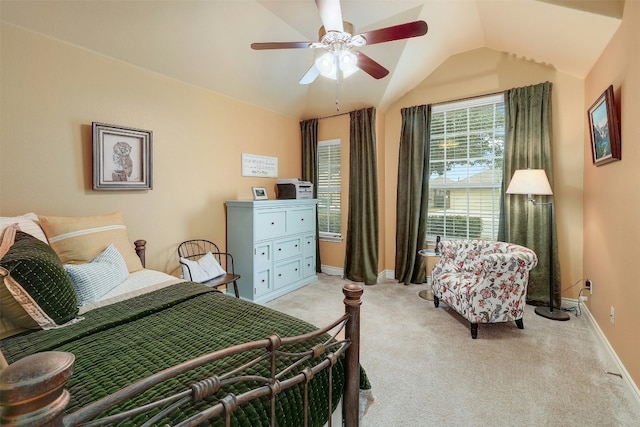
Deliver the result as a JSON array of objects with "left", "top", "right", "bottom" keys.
[{"left": 0, "top": 213, "right": 371, "bottom": 426}]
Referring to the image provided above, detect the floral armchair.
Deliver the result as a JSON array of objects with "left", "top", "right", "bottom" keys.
[{"left": 431, "top": 239, "right": 538, "bottom": 339}]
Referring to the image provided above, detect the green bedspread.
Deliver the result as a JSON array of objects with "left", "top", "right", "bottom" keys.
[{"left": 1, "top": 282, "right": 368, "bottom": 426}]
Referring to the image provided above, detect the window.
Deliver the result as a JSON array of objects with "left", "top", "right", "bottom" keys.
[
  {"left": 427, "top": 94, "right": 505, "bottom": 241},
  {"left": 317, "top": 139, "right": 342, "bottom": 240}
]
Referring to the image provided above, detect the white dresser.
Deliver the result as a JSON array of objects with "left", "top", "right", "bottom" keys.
[{"left": 226, "top": 199, "right": 318, "bottom": 304}]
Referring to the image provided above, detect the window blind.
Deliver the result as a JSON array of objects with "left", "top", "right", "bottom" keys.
[
  {"left": 427, "top": 94, "right": 505, "bottom": 241},
  {"left": 317, "top": 139, "right": 341, "bottom": 239}
]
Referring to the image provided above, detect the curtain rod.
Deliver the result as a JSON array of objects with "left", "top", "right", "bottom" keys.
[
  {"left": 431, "top": 90, "right": 504, "bottom": 107},
  {"left": 316, "top": 110, "right": 350, "bottom": 121}
]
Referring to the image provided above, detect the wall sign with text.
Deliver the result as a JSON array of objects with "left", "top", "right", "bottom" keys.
[{"left": 242, "top": 153, "right": 278, "bottom": 177}]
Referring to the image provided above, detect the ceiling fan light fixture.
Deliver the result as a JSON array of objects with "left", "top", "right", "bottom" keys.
[
  {"left": 315, "top": 51, "right": 337, "bottom": 78},
  {"left": 314, "top": 50, "right": 358, "bottom": 80},
  {"left": 339, "top": 50, "right": 358, "bottom": 74}
]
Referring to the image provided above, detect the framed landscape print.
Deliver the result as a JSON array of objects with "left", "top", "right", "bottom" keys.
[
  {"left": 588, "top": 85, "right": 621, "bottom": 166},
  {"left": 93, "top": 122, "right": 153, "bottom": 190}
]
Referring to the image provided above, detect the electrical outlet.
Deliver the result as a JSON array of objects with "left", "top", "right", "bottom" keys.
[
  {"left": 579, "top": 295, "right": 588, "bottom": 302},
  {"left": 586, "top": 279, "right": 592, "bottom": 295},
  {"left": 610, "top": 306, "right": 615, "bottom": 325}
]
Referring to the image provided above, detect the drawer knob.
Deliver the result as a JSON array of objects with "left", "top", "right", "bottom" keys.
[
  {"left": 271, "top": 222, "right": 275, "bottom": 225},
  {"left": 278, "top": 273, "right": 282, "bottom": 277},
  {"left": 295, "top": 244, "right": 298, "bottom": 247},
  {"left": 278, "top": 248, "right": 282, "bottom": 251},
  {"left": 295, "top": 268, "right": 298, "bottom": 271},
  {"left": 261, "top": 279, "right": 265, "bottom": 283}
]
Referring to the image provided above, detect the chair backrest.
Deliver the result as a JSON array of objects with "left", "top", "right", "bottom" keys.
[
  {"left": 436, "top": 239, "right": 536, "bottom": 274},
  {"left": 177, "top": 239, "right": 223, "bottom": 265}
]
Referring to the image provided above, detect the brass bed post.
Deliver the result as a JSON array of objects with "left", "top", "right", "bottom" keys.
[
  {"left": 0, "top": 351, "right": 74, "bottom": 427},
  {"left": 342, "top": 284, "right": 363, "bottom": 427}
]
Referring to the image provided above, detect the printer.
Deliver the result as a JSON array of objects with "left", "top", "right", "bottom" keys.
[{"left": 276, "top": 178, "right": 313, "bottom": 199}]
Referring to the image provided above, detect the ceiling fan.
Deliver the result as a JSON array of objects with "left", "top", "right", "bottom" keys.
[{"left": 251, "top": 0, "right": 428, "bottom": 84}]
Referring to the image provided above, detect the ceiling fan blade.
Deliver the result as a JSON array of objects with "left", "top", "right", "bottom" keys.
[
  {"left": 315, "top": 0, "right": 343, "bottom": 32},
  {"left": 299, "top": 65, "right": 320, "bottom": 85},
  {"left": 358, "top": 21, "right": 428, "bottom": 46},
  {"left": 251, "top": 41, "right": 313, "bottom": 50},
  {"left": 355, "top": 52, "right": 389, "bottom": 79}
]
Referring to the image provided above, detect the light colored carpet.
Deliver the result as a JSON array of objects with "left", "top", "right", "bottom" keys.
[{"left": 266, "top": 273, "right": 640, "bottom": 426}]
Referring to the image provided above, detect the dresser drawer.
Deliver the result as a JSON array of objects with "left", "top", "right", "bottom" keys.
[
  {"left": 254, "top": 269, "right": 271, "bottom": 296},
  {"left": 274, "top": 259, "right": 301, "bottom": 289},
  {"left": 304, "top": 235, "right": 315, "bottom": 255},
  {"left": 303, "top": 255, "right": 315, "bottom": 277},
  {"left": 254, "top": 242, "right": 272, "bottom": 270},
  {"left": 255, "top": 210, "right": 286, "bottom": 241},
  {"left": 274, "top": 236, "right": 302, "bottom": 261},
  {"left": 287, "top": 207, "right": 316, "bottom": 234}
]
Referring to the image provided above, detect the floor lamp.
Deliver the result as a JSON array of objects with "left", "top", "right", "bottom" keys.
[{"left": 506, "top": 169, "right": 570, "bottom": 321}]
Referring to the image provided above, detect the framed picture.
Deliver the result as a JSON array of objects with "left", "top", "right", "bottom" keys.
[
  {"left": 588, "top": 85, "right": 621, "bottom": 166},
  {"left": 252, "top": 187, "right": 268, "bottom": 200},
  {"left": 93, "top": 122, "right": 153, "bottom": 190}
]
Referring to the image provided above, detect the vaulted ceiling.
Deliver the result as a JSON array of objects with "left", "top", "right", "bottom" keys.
[{"left": 1, "top": 0, "right": 624, "bottom": 119}]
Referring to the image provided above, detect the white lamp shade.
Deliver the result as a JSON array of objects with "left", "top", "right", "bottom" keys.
[{"left": 506, "top": 169, "right": 553, "bottom": 195}]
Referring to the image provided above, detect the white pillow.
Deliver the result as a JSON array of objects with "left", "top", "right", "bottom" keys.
[
  {"left": 180, "top": 252, "right": 226, "bottom": 283},
  {"left": 64, "top": 244, "right": 130, "bottom": 306}
]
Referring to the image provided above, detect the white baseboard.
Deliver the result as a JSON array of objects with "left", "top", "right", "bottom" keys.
[
  {"left": 564, "top": 298, "right": 640, "bottom": 407},
  {"left": 320, "top": 265, "right": 343, "bottom": 277},
  {"left": 320, "top": 266, "right": 393, "bottom": 284}
]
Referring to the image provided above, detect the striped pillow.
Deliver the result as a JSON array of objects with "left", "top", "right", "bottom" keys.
[
  {"left": 0, "top": 213, "right": 48, "bottom": 243},
  {"left": 65, "top": 244, "right": 130, "bottom": 306},
  {"left": 39, "top": 211, "right": 143, "bottom": 273}
]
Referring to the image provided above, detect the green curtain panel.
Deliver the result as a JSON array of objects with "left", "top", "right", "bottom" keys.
[
  {"left": 344, "top": 107, "right": 379, "bottom": 285},
  {"left": 395, "top": 105, "right": 431, "bottom": 285},
  {"left": 501, "top": 81, "right": 561, "bottom": 307},
  {"left": 300, "top": 118, "right": 321, "bottom": 272}
]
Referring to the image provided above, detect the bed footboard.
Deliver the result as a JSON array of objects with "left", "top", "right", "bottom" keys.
[{"left": 0, "top": 284, "right": 364, "bottom": 427}]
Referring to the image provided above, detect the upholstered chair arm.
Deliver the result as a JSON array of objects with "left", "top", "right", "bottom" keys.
[{"left": 431, "top": 240, "right": 464, "bottom": 279}]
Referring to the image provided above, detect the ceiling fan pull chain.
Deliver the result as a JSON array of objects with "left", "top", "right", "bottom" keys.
[{"left": 335, "top": 57, "right": 341, "bottom": 111}]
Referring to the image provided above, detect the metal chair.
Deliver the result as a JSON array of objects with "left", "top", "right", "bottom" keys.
[{"left": 177, "top": 239, "right": 240, "bottom": 298}]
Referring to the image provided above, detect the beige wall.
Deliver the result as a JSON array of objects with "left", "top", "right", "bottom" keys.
[
  {"left": 384, "top": 48, "right": 585, "bottom": 301},
  {"left": 0, "top": 23, "right": 301, "bottom": 274},
  {"left": 584, "top": 1, "right": 640, "bottom": 389}
]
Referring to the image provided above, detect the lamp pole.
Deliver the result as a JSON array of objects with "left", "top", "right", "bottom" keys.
[{"left": 532, "top": 199, "right": 569, "bottom": 321}]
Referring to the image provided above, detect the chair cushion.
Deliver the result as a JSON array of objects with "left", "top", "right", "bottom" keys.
[{"left": 180, "top": 252, "right": 226, "bottom": 283}]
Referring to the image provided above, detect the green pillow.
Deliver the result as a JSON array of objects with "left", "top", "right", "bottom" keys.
[{"left": 0, "top": 231, "right": 79, "bottom": 329}]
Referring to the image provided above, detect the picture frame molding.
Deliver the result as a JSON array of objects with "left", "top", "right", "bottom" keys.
[
  {"left": 252, "top": 186, "right": 268, "bottom": 200},
  {"left": 588, "top": 85, "right": 621, "bottom": 167},
  {"left": 92, "top": 122, "right": 153, "bottom": 190}
]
